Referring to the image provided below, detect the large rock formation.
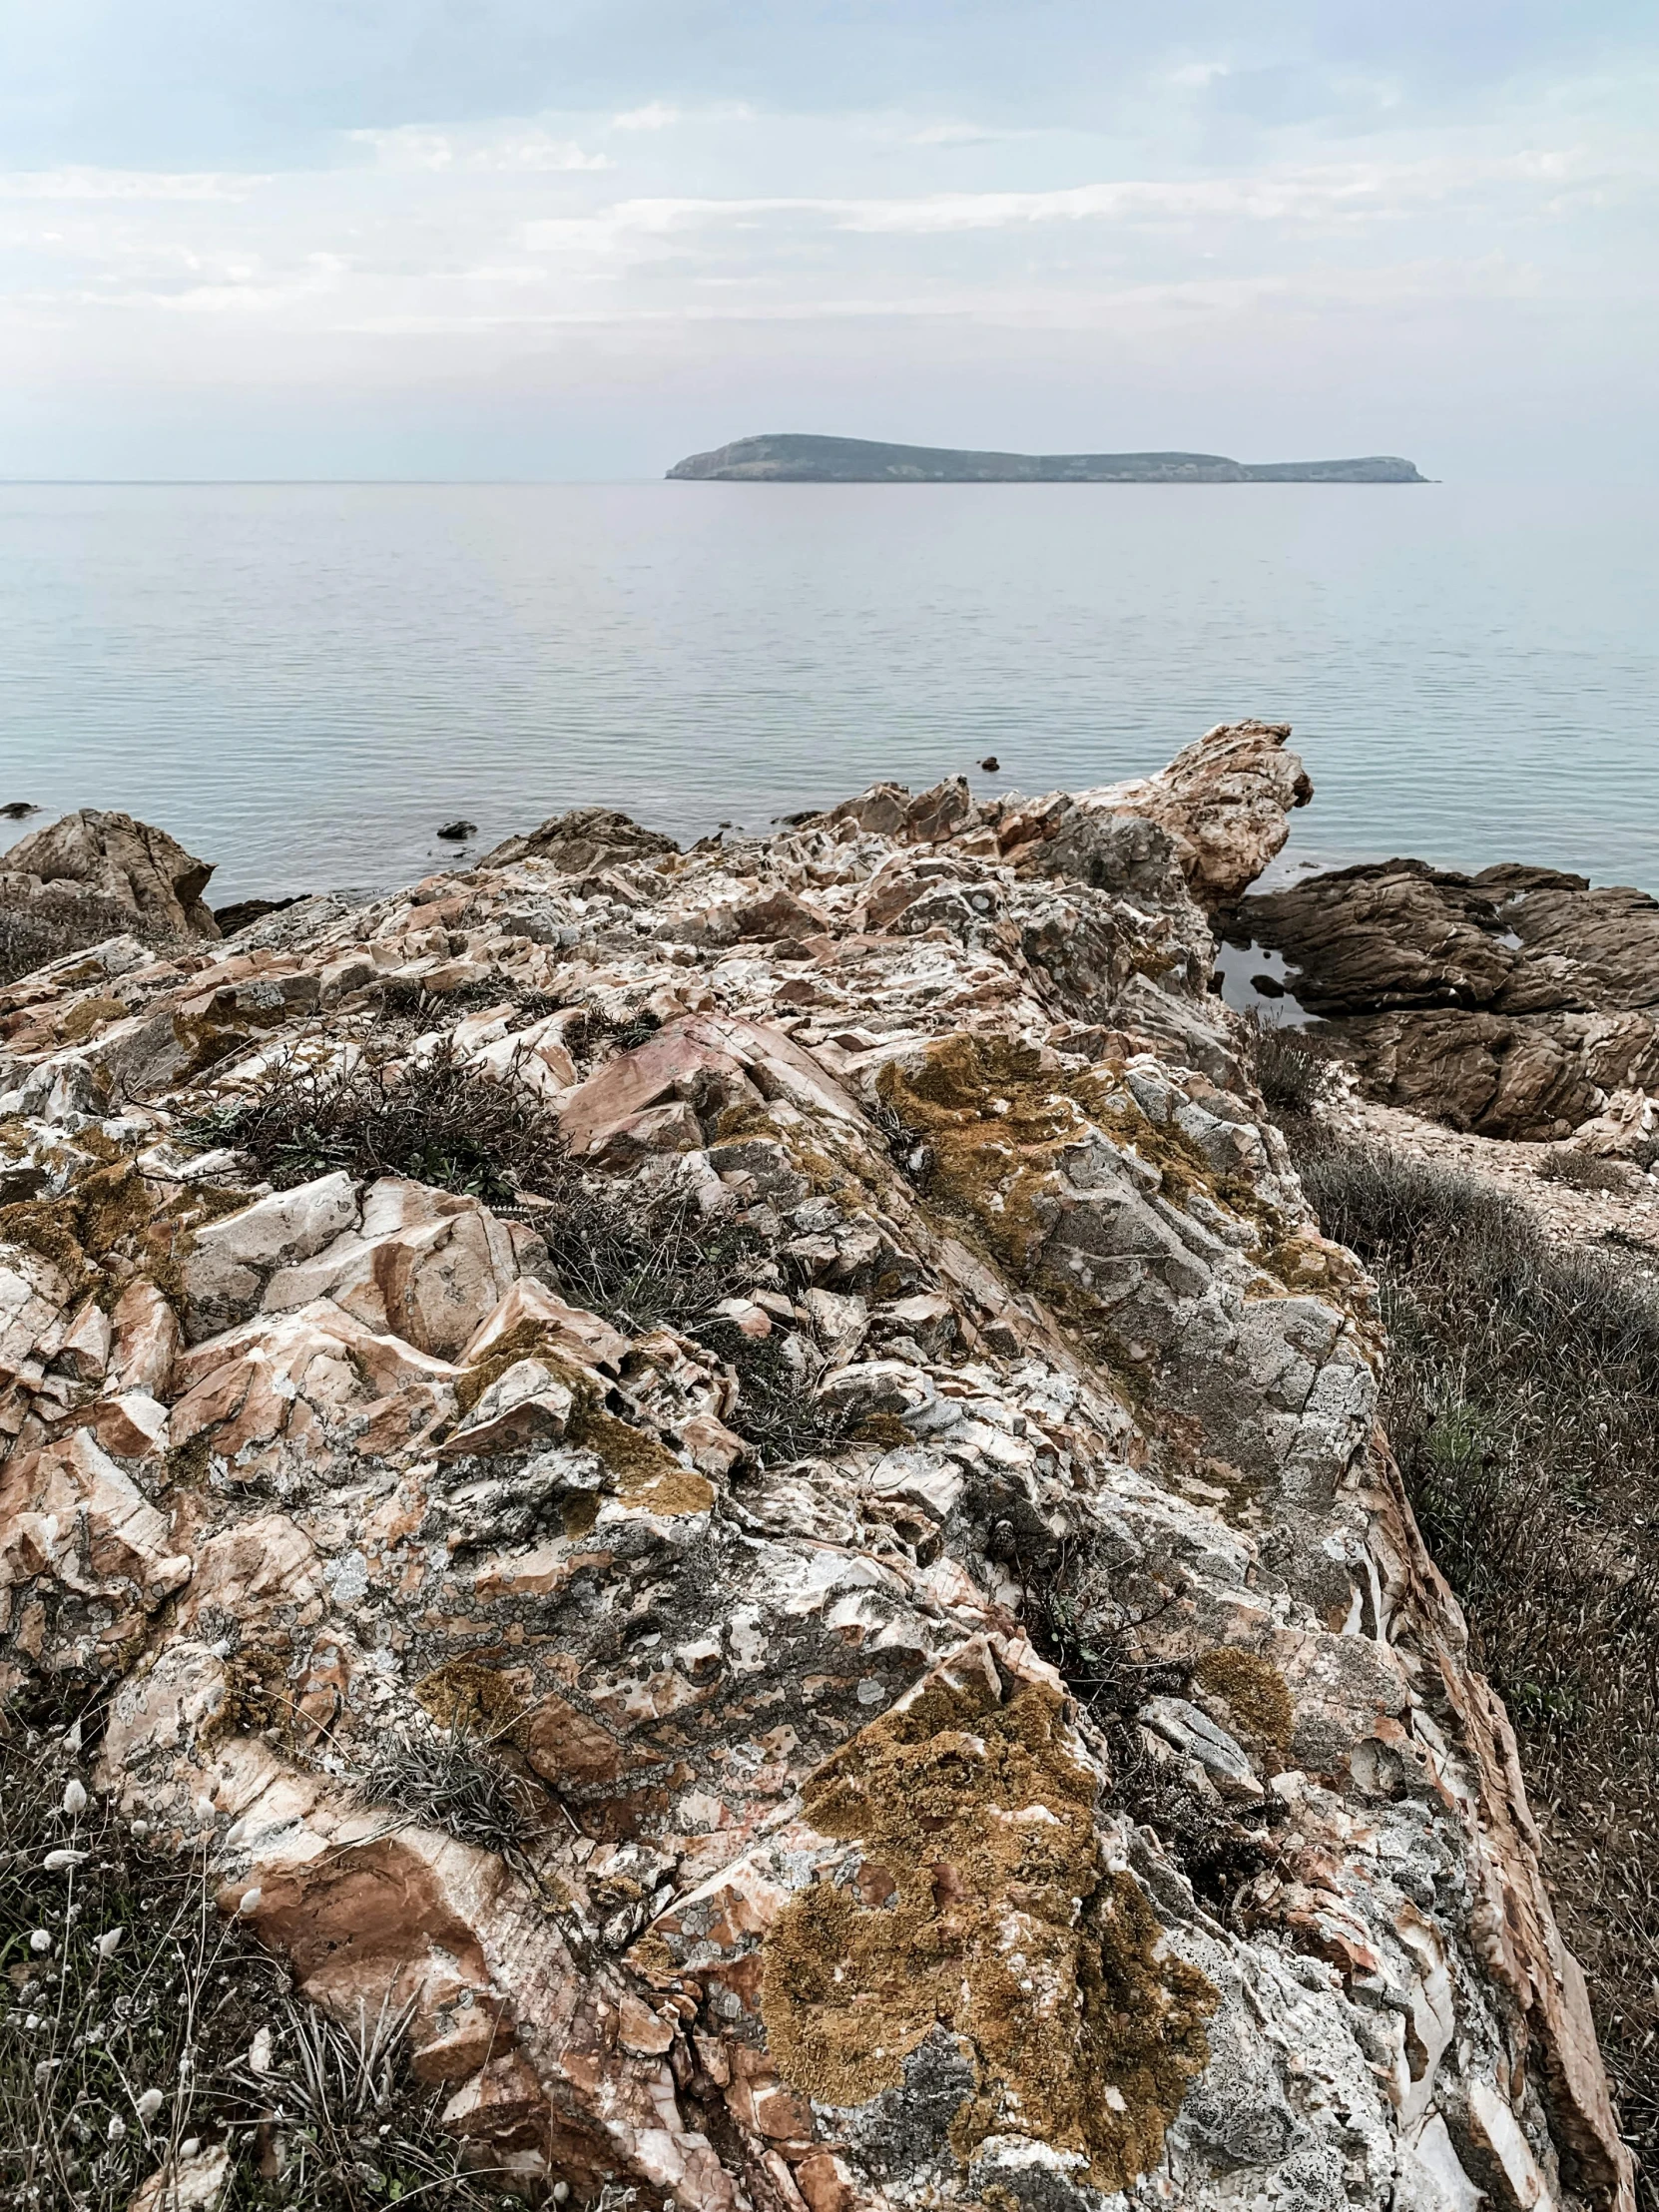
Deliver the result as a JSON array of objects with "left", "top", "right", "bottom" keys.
[
  {"left": 0, "top": 808, "right": 220, "bottom": 938},
  {"left": 1239, "top": 859, "right": 1659, "bottom": 1141},
  {"left": 0, "top": 733, "right": 1632, "bottom": 2212},
  {"left": 1081, "top": 720, "right": 1313, "bottom": 913}
]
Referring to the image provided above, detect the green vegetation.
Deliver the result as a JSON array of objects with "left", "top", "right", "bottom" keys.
[{"left": 1253, "top": 1023, "right": 1659, "bottom": 2191}]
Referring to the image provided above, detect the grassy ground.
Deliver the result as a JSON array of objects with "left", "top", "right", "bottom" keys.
[
  {"left": 1260, "top": 1029, "right": 1659, "bottom": 2198},
  {"left": 0, "top": 1701, "right": 522, "bottom": 2212}
]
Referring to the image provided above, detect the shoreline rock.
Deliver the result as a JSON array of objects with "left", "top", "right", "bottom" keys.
[
  {"left": 1239, "top": 858, "right": 1659, "bottom": 1144},
  {"left": 0, "top": 725, "right": 1633, "bottom": 2212}
]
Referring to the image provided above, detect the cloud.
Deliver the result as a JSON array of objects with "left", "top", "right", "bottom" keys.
[
  {"left": 0, "top": 167, "right": 264, "bottom": 202},
  {"left": 349, "top": 126, "right": 609, "bottom": 171},
  {"left": 612, "top": 102, "right": 682, "bottom": 131},
  {"left": 610, "top": 100, "right": 758, "bottom": 131},
  {"left": 518, "top": 150, "right": 1641, "bottom": 256}
]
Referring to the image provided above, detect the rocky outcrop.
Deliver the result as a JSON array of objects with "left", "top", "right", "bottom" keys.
[
  {"left": 1239, "top": 860, "right": 1659, "bottom": 1140},
  {"left": 0, "top": 736, "right": 1632, "bottom": 2212},
  {"left": 1081, "top": 720, "right": 1313, "bottom": 913},
  {"left": 0, "top": 808, "right": 220, "bottom": 938}
]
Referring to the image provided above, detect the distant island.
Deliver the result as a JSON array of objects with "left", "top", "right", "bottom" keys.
[{"left": 667, "top": 432, "right": 1426, "bottom": 484}]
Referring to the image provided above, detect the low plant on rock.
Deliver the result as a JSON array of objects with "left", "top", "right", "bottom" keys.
[
  {"left": 185, "top": 1048, "right": 563, "bottom": 1208},
  {"left": 1289, "top": 1131, "right": 1659, "bottom": 2179},
  {"left": 0, "top": 1701, "right": 519, "bottom": 2212}
]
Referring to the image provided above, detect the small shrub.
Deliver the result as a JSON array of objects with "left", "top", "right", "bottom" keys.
[
  {"left": 0, "top": 888, "right": 185, "bottom": 989},
  {"left": 1287, "top": 1128, "right": 1659, "bottom": 2188},
  {"left": 1021, "top": 1539, "right": 1281, "bottom": 1914},
  {"left": 351, "top": 1724, "right": 548, "bottom": 1866},
  {"left": 1534, "top": 1148, "right": 1634, "bottom": 1194},
  {"left": 187, "top": 1048, "right": 565, "bottom": 1208},
  {"left": 1241, "top": 1011, "right": 1328, "bottom": 1123},
  {"left": 694, "top": 1322, "right": 854, "bottom": 1467}
]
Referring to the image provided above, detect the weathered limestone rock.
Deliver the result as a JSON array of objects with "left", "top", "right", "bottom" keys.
[
  {"left": 0, "top": 726, "right": 1632, "bottom": 2212},
  {"left": 0, "top": 807, "right": 221, "bottom": 936},
  {"left": 1080, "top": 719, "right": 1313, "bottom": 911}
]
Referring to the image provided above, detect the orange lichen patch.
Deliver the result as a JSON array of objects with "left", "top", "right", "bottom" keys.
[
  {"left": 415, "top": 1659, "right": 525, "bottom": 1734},
  {"left": 57, "top": 994, "right": 128, "bottom": 1044},
  {"left": 759, "top": 1664, "right": 1215, "bottom": 2192},
  {"left": 877, "top": 1036, "right": 1092, "bottom": 1281},
  {"left": 1192, "top": 1647, "right": 1294, "bottom": 1758},
  {"left": 452, "top": 1320, "right": 562, "bottom": 1414},
  {"left": 579, "top": 1400, "right": 714, "bottom": 1517}
]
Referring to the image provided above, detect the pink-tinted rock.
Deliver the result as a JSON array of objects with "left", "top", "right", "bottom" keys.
[{"left": 0, "top": 807, "right": 221, "bottom": 936}]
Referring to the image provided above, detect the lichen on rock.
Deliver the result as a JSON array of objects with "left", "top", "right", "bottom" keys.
[
  {"left": 0, "top": 726, "right": 1635, "bottom": 2212},
  {"left": 761, "top": 1648, "right": 1216, "bottom": 2192}
]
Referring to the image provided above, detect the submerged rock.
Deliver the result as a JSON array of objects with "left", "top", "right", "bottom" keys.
[{"left": 0, "top": 725, "right": 1632, "bottom": 2212}]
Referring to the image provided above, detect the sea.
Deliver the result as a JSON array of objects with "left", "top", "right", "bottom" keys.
[{"left": 1, "top": 480, "right": 1654, "bottom": 909}]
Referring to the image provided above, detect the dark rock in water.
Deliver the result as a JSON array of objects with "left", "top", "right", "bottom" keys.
[
  {"left": 1239, "top": 857, "right": 1659, "bottom": 1137},
  {"left": 1251, "top": 972, "right": 1286, "bottom": 998},
  {"left": 436, "top": 819, "right": 478, "bottom": 841},
  {"left": 1, "top": 801, "right": 39, "bottom": 821},
  {"left": 979, "top": 756, "right": 1000, "bottom": 773},
  {"left": 214, "top": 893, "right": 308, "bottom": 936}
]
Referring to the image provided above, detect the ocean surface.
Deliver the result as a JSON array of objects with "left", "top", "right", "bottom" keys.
[{"left": 1, "top": 481, "right": 1654, "bottom": 908}]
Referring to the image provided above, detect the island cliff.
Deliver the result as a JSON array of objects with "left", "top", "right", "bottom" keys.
[
  {"left": 668, "top": 433, "right": 1427, "bottom": 483},
  {"left": 0, "top": 726, "right": 1630, "bottom": 2212}
]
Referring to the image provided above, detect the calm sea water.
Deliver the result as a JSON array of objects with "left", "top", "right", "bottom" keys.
[{"left": 1, "top": 482, "right": 1654, "bottom": 907}]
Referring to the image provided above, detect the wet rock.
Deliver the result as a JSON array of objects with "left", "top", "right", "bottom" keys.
[
  {"left": 213, "top": 892, "right": 307, "bottom": 935},
  {"left": 1241, "top": 859, "right": 1659, "bottom": 1138}
]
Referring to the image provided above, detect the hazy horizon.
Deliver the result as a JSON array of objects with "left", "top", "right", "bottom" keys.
[{"left": 3, "top": 2, "right": 1654, "bottom": 485}]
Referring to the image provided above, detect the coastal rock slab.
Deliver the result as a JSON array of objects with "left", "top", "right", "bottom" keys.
[
  {"left": 0, "top": 725, "right": 1631, "bottom": 2212},
  {"left": 0, "top": 807, "right": 220, "bottom": 936}
]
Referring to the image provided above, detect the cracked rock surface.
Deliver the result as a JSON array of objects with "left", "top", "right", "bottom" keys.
[{"left": 0, "top": 723, "right": 1633, "bottom": 2212}]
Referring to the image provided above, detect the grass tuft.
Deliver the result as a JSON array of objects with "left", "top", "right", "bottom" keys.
[
  {"left": 185, "top": 1049, "right": 565, "bottom": 1210},
  {"left": 0, "top": 1709, "right": 518, "bottom": 2211},
  {"left": 0, "top": 888, "right": 186, "bottom": 989},
  {"left": 1287, "top": 1129, "right": 1659, "bottom": 2193},
  {"left": 1240, "top": 1011, "right": 1329, "bottom": 1123}
]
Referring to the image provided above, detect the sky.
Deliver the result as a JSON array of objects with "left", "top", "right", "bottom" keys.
[{"left": 1, "top": 1, "right": 1654, "bottom": 480}]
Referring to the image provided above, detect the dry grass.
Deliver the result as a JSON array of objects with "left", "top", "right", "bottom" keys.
[
  {"left": 1240, "top": 1010, "right": 1331, "bottom": 1122},
  {"left": 0, "top": 1701, "right": 518, "bottom": 2212},
  {"left": 1023, "top": 1541, "right": 1283, "bottom": 1916},
  {"left": 350, "top": 1726, "right": 548, "bottom": 1867},
  {"left": 1534, "top": 1149, "right": 1635, "bottom": 1194},
  {"left": 189, "top": 1049, "right": 840, "bottom": 1463},
  {"left": 1289, "top": 1130, "right": 1659, "bottom": 2194},
  {"left": 0, "top": 888, "right": 185, "bottom": 989},
  {"left": 185, "top": 1049, "right": 563, "bottom": 1210}
]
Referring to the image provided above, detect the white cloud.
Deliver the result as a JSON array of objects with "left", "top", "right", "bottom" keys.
[
  {"left": 517, "top": 151, "right": 1642, "bottom": 255},
  {"left": 611, "top": 102, "right": 682, "bottom": 131},
  {"left": 0, "top": 167, "right": 264, "bottom": 202},
  {"left": 349, "top": 126, "right": 609, "bottom": 172},
  {"left": 610, "top": 101, "right": 757, "bottom": 131}
]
